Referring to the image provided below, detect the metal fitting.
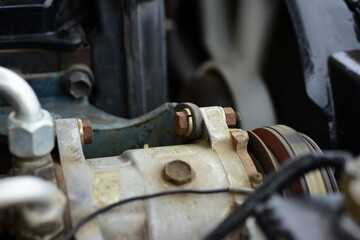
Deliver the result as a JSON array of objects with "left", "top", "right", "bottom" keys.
[
  {"left": 174, "top": 111, "right": 188, "bottom": 135},
  {"left": 223, "top": 107, "right": 237, "bottom": 128},
  {"left": 77, "top": 119, "right": 93, "bottom": 144},
  {"left": 8, "top": 110, "right": 54, "bottom": 158},
  {"left": 12, "top": 154, "right": 55, "bottom": 180},
  {"left": 0, "top": 67, "right": 55, "bottom": 158},
  {"left": 0, "top": 176, "right": 66, "bottom": 236},
  {"left": 163, "top": 160, "right": 193, "bottom": 186},
  {"left": 175, "top": 103, "right": 203, "bottom": 139},
  {"left": 174, "top": 108, "right": 193, "bottom": 136},
  {"left": 63, "top": 64, "right": 93, "bottom": 99}
]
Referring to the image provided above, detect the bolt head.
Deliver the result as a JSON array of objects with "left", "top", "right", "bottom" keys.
[
  {"left": 164, "top": 160, "right": 192, "bottom": 186},
  {"left": 223, "top": 107, "right": 236, "bottom": 127},
  {"left": 174, "top": 111, "right": 188, "bottom": 135},
  {"left": 81, "top": 120, "right": 93, "bottom": 144}
]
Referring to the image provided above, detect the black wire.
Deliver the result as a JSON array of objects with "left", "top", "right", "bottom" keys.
[
  {"left": 63, "top": 188, "right": 235, "bottom": 240},
  {"left": 203, "top": 152, "right": 351, "bottom": 240}
]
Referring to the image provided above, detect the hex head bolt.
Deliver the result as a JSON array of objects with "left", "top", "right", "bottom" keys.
[{"left": 163, "top": 160, "right": 193, "bottom": 186}]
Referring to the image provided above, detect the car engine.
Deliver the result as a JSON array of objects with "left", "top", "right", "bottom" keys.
[{"left": 0, "top": 0, "right": 360, "bottom": 240}]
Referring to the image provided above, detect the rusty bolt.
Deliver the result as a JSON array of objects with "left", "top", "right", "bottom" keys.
[
  {"left": 77, "top": 119, "right": 93, "bottom": 144},
  {"left": 223, "top": 107, "right": 237, "bottom": 128},
  {"left": 174, "top": 111, "right": 189, "bottom": 135},
  {"left": 164, "top": 160, "right": 193, "bottom": 186},
  {"left": 82, "top": 120, "right": 93, "bottom": 144}
]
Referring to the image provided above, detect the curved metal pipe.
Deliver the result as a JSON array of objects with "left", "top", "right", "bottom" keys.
[
  {"left": 0, "top": 176, "right": 66, "bottom": 228},
  {"left": 0, "top": 66, "right": 42, "bottom": 121},
  {"left": 0, "top": 176, "right": 63, "bottom": 208}
]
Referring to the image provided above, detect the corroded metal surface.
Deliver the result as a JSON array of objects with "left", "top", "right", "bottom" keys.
[
  {"left": 56, "top": 106, "right": 256, "bottom": 240},
  {"left": 62, "top": 141, "right": 251, "bottom": 239},
  {"left": 82, "top": 103, "right": 187, "bottom": 158},
  {"left": 87, "top": 143, "right": 248, "bottom": 240}
]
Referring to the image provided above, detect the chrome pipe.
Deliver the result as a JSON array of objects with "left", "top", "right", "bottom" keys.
[
  {"left": 0, "top": 176, "right": 66, "bottom": 230},
  {"left": 0, "top": 66, "right": 42, "bottom": 122}
]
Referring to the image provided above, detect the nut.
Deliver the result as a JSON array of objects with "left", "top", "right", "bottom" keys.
[
  {"left": 223, "top": 107, "right": 237, "bottom": 128},
  {"left": 8, "top": 110, "right": 55, "bottom": 158},
  {"left": 164, "top": 160, "right": 193, "bottom": 186},
  {"left": 12, "top": 154, "right": 55, "bottom": 180},
  {"left": 174, "top": 111, "right": 189, "bottom": 135},
  {"left": 81, "top": 120, "right": 93, "bottom": 144}
]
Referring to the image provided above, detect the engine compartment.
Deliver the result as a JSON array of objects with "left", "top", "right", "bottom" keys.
[{"left": 0, "top": 0, "right": 360, "bottom": 240}]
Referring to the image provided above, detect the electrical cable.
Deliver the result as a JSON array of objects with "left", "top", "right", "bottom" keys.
[
  {"left": 203, "top": 152, "right": 351, "bottom": 240},
  {"left": 63, "top": 187, "right": 254, "bottom": 240}
]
